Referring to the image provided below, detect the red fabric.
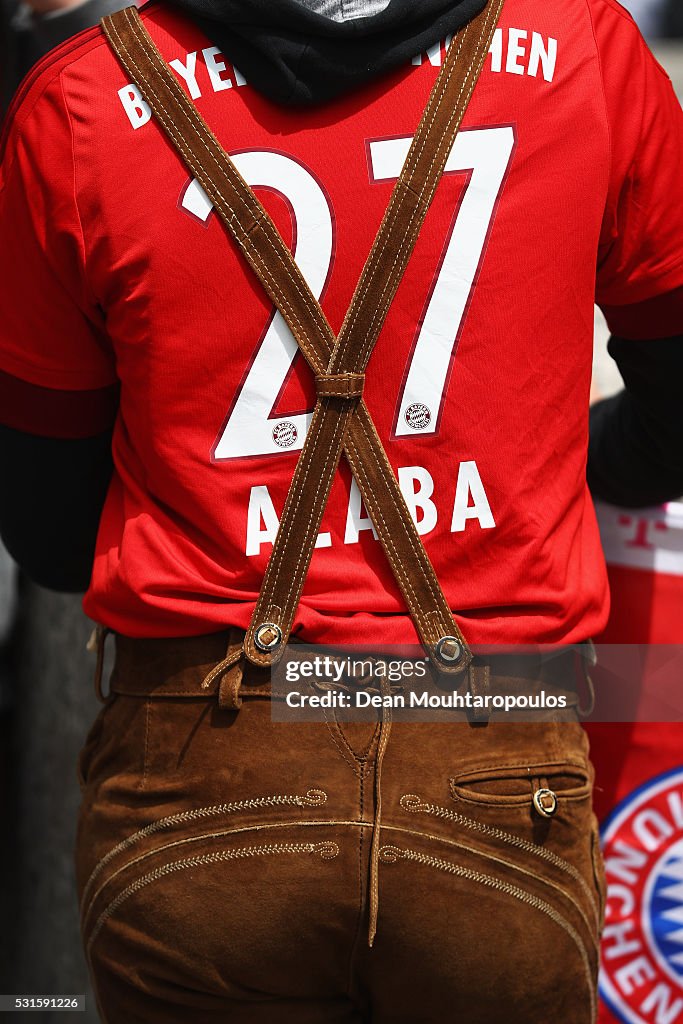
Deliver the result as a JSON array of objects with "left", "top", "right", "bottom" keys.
[
  {"left": 1, "top": 0, "right": 682, "bottom": 640},
  {"left": 601, "top": 286, "right": 683, "bottom": 341},
  {"left": 0, "top": 369, "right": 118, "bottom": 438}
]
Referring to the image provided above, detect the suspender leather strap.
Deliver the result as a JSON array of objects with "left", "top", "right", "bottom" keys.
[{"left": 102, "top": 2, "right": 504, "bottom": 681}]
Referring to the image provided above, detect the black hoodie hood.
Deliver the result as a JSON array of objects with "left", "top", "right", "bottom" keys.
[{"left": 167, "top": 0, "right": 487, "bottom": 106}]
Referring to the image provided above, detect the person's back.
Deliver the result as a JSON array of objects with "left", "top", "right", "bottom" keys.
[
  {"left": 0, "top": 1, "right": 682, "bottom": 1021},
  {"left": 0, "top": 0, "right": 679, "bottom": 647}
]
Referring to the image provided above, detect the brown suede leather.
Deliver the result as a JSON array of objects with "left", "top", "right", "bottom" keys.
[
  {"left": 76, "top": 642, "right": 605, "bottom": 1023},
  {"left": 100, "top": 3, "right": 505, "bottom": 681}
]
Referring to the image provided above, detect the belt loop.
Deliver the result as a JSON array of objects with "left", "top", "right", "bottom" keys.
[
  {"left": 201, "top": 627, "right": 245, "bottom": 709},
  {"left": 467, "top": 662, "right": 491, "bottom": 724},
  {"left": 218, "top": 668, "right": 243, "bottom": 710},
  {"left": 87, "top": 625, "right": 111, "bottom": 704}
]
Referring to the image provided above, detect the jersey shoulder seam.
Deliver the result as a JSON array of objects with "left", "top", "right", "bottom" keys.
[
  {"left": 587, "top": 0, "right": 672, "bottom": 82},
  {"left": 1, "top": 29, "right": 104, "bottom": 164},
  {"left": 583, "top": 0, "right": 612, "bottom": 207},
  {"left": 588, "top": 0, "right": 640, "bottom": 28},
  {"left": 0, "top": 1, "right": 161, "bottom": 165}
]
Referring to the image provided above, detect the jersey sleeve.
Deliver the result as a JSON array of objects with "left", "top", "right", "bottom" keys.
[
  {"left": 594, "top": 2, "right": 683, "bottom": 332},
  {"left": 0, "top": 63, "right": 118, "bottom": 410}
]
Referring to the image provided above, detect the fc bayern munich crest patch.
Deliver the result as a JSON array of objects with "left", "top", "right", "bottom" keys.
[
  {"left": 272, "top": 421, "right": 298, "bottom": 448},
  {"left": 404, "top": 403, "right": 431, "bottom": 430},
  {"left": 600, "top": 767, "right": 683, "bottom": 1024}
]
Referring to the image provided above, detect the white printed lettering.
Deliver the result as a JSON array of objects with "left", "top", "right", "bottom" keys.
[
  {"left": 602, "top": 920, "right": 642, "bottom": 961},
  {"left": 451, "top": 461, "right": 496, "bottom": 533},
  {"left": 170, "top": 51, "right": 202, "bottom": 99},
  {"left": 632, "top": 808, "right": 675, "bottom": 852},
  {"left": 369, "top": 127, "right": 515, "bottom": 436},
  {"left": 506, "top": 28, "right": 527, "bottom": 75},
  {"left": 605, "top": 840, "right": 649, "bottom": 885},
  {"left": 246, "top": 485, "right": 279, "bottom": 556},
  {"left": 203, "top": 46, "right": 233, "bottom": 91},
  {"left": 528, "top": 32, "right": 558, "bottom": 82},
  {"left": 615, "top": 956, "right": 656, "bottom": 998},
  {"left": 344, "top": 479, "right": 378, "bottom": 544},
  {"left": 117, "top": 85, "right": 151, "bottom": 129},
  {"left": 606, "top": 884, "right": 636, "bottom": 919},
  {"left": 641, "top": 986, "right": 683, "bottom": 1024},
  {"left": 398, "top": 467, "right": 438, "bottom": 536},
  {"left": 247, "top": 462, "right": 496, "bottom": 557},
  {"left": 212, "top": 151, "right": 332, "bottom": 460},
  {"left": 489, "top": 27, "right": 503, "bottom": 72}
]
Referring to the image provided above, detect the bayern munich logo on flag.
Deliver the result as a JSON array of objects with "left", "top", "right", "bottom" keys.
[{"left": 600, "top": 767, "right": 683, "bottom": 1024}]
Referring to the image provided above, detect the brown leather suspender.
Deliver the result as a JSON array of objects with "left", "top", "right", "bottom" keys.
[{"left": 102, "top": 2, "right": 504, "bottom": 686}]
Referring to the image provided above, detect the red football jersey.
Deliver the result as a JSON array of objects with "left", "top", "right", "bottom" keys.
[{"left": 1, "top": 0, "right": 682, "bottom": 643}]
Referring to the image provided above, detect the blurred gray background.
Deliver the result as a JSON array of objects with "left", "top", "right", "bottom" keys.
[{"left": 0, "top": 2, "right": 681, "bottom": 1022}]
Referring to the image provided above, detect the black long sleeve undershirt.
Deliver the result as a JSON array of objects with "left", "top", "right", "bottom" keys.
[
  {"left": 0, "top": 425, "right": 113, "bottom": 592},
  {"left": 587, "top": 334, "right": 683, "bottom": 509}
]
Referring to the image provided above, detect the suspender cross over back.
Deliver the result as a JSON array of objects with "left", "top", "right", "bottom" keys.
[{"left": 102, "top": 1, "right": 505, "bottom": 694}]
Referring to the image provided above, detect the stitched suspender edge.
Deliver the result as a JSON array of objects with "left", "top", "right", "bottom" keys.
[{"left": 101, "top": 3, "right": 505, "bottom": 680}]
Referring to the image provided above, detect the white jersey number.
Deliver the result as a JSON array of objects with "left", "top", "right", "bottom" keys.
[
  {"left": 369, "top": 126, "right": 515, "bottom": 435},
  {"left": 181, "top": 127, "right": 515, "bottom": 459}
]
